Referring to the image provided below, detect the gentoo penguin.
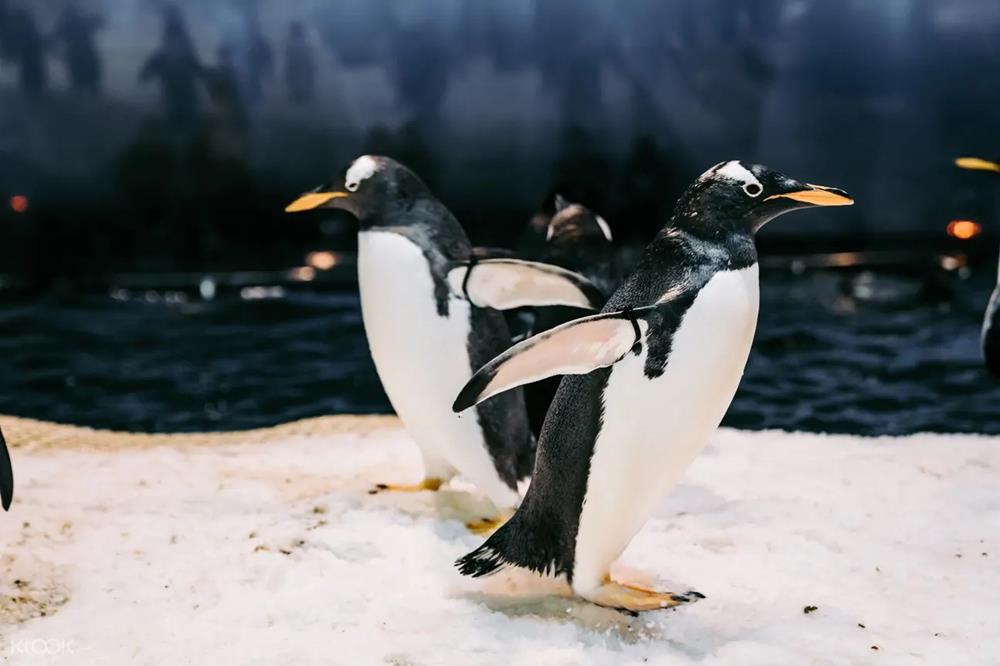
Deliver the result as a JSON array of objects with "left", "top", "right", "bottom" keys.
[
  {"left": 286, "top": 155, "right": 604, "bottom": 530},
  {"left": 955, "top": 156, "right": 1000, "bottom": 376},
  {"left": 1, "top": 425, "right": 12, "bottom": 511},
  {"left": 539, "top": 195, "right": 619, "bottom": 296},
  {"left": 522, "top": 196, "right": 622, "bottom": 435},
  {"left": 453, "top": 161, "right": 853, "bottom": 611}
]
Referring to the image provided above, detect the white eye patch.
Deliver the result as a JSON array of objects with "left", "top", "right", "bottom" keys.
[{"left": 345, "top": 155, "right": 378, "bottom": 191}]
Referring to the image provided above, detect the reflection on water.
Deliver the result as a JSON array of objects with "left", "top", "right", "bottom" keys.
[{"left": 0, "top": 269, "right": 997, "bottom": 435}]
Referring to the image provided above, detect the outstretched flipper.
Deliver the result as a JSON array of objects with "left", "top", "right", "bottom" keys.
[
  {"left": 446, "top": 258, "right": 605, "bottom": 311},
  {"left": 1, "top": 425, "right": 12, "bottom": 511},
  {"left": 453, "top": 307, "right": 653, "bottom": 412}
]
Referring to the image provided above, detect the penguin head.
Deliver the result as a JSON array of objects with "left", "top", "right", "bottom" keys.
[
  {"left": 545, "top": 196, "right": 613, "bottom": 247},
  {"left": 675, "top": 160, "right": 853, "bottom": 235},
  {"left": 285, "top": 155, "right": 429, "bottom": 225}
]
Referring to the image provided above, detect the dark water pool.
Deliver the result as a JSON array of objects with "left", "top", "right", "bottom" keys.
[{"left": 0, "top": 269, "right": 997, "bottom": 435}]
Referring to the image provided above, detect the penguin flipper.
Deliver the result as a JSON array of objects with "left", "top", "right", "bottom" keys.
[
  {"left": 0, "top": 425, "right": 13, "bottom": 511},
  {"left": 446, "top": 259, "right": 605, "bottom": 311},
  {"left": 453, "top": 307, "right": 653, "bottom": 412}
]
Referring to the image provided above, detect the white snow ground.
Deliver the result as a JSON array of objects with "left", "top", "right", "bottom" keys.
[{"left": 1, "top": 417, "right": 999, "bottom": 665}]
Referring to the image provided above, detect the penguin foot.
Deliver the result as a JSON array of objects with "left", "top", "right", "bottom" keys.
[
  {"left": 465, "top": 508, "right": 515, "bottom": 535},
  {"left": 583, "top": 579, "right": 703, "bottom": 614},
  {"left": 368, "top": 478, "right": 443, "bottom": 495}
]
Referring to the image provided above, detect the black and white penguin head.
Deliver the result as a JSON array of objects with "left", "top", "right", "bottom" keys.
[
  {"left": 285, "top": 155, "right": 430, "bottom": 224},
  {"left": 545, "top": 195, "right": 613, "bottom": 247},
  {"left": 674, "top": 160, "right": 853, "bottom": 235}
]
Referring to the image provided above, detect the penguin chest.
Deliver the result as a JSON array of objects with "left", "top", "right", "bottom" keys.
[
  {"left": 356, "top": 230, "right": 477, "bottom": 453},
  {"left": 572, "top": 266, "right": 760, "bottom": 582}
]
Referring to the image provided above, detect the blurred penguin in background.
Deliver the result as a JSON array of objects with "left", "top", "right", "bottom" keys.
[
  {"left": 139, "top": 4, "right": 204, "bottom": 133},
  {"left": 955, "top": 157, "right": 1000, "bottom": 376},
  {"left": 521, "top": 195, "right": 622, "bottom": 435},
  {"left": 51, "top": 3, "right": 104, "bottom": 94},
  {"left": 284, "top": 21, "right": 316, "bottom": 106},
  {"left": 3, "top": 3, "right": 47, "bottom": 97}
]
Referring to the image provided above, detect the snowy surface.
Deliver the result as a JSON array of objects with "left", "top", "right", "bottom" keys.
[{"left": 1, "top": 418, "right": 999, "bottom": 665}]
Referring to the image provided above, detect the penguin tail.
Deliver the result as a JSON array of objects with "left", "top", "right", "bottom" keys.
[
  {"left": 456, "top": 539, "right": 512, "bottom": 578},
  {"left": 456, "top": 510, "right": 567, "bottom": 579}
]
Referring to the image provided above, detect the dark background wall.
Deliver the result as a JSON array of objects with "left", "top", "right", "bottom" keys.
[{"left": 1, "top": 0, "right": 999, "bottom": 287}]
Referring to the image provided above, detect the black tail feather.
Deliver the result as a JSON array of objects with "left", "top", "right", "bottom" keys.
[
  {"left": 455, "top": 510, "right": 569, "bottom": 580},
  {"left": 456, "top": 540, "right": 511, "bottom": 578}
]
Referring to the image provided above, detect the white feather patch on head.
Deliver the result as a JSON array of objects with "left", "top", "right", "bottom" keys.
[
  {"left": 345, "top": 155, "right": 379, "bottom": 189},
  {"left": 701, "top": 160, "right": 761, "bottom": 189},
  {"left": 716, "top": 161, "right": 761, "bottom": 187}
]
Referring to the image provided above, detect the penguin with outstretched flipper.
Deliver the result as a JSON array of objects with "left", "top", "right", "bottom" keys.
[
  {"left": 286, "top": 156, "right": 603, "bottom": 531},
  {"left": 454, "top": 161, "right": 852, "bottom": 611}
]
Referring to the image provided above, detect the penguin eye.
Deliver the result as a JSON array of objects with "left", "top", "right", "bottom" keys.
[
  {"left": 345, "top": 180, "right": 360, "bottom": 192},
  {"left": 743, "top": 183, "right": 762, "bottom": 197}
]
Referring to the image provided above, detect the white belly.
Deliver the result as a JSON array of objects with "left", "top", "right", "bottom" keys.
[
  {"left": 357, "top": 230, "right": 518, "bottom": 508},
  {"left": 572, "top": 265, "right": 760, "bottom": 590}
]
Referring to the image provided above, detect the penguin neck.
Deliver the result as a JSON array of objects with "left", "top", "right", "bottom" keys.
[
  {"left": 358, "top": 198, "right": 472, "bottom": 265},
  {"left": 657, "top": 219, "right": 758, "bottom": 270},
  {"left": 671, "top": 208, "right": 751, "bottom": 242},
  {"left": 358, "top": 195, "right": 443, "bottom": 231}
]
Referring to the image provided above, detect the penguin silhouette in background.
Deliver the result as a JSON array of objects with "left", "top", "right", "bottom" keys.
[
  {"left": 955, "top": 157, "right": 1000, "bottom": 377},
  {"left": 1, "top": 425, "right": 13, "bottom": 511},
  {"left": 286, "top": 156, "right": 603, "bottom": 531},
  {"left": 521, "top": 195, "right": 622, "bottom": 436},
  {"left": 454, "top": 161, "right": 852, "bottom": 612},
  {"left": 284, "top": 21, "right": 316, "bottom": 105},
  {"left": 51, "top": 4, "right": 104, "bottom": 94}
]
